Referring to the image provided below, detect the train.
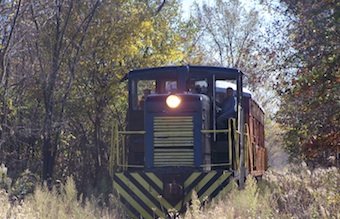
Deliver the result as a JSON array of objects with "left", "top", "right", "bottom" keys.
[{"left": 109, "top": 66, "right": 267, "bottom": 218}]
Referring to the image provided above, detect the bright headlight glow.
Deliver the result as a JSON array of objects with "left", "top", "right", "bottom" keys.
[{"left": 166, "top": 95, "right": 181, "bottom": 108}]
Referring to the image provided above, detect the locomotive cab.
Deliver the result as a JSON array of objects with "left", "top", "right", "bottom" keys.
[
  {"left": 125, "top": 73, "right": 212, "bottom": 171},
  {"left": 123, "top": 66, "right": 243, "bottom": 172}
]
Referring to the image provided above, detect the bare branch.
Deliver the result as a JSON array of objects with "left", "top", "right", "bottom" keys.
[{"left": 155, "top": 0, "right": 166, "bottom": 14}]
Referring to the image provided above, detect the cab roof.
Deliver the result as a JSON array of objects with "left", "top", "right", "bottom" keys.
[{"left": 120, "top": 65, "right": 245, "bottom": 82}]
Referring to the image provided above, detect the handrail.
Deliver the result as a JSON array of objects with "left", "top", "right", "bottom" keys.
[
  {"left": 119, "top": 131, "right": 146, "bottom": 135},
  {"left": 244, "top": 123, "right": 252, "bottom": 171},
  {"left": 232, "top": 119, "right": 240, "bottom": 170},
  {"left": 228, "top": 119, "right": 234, "bottom": 169},
  {"left": 109, "top": 118, "right": 251, "bottom": 174},
  {"left": 109, "top": 122, "right": 117, "bottom": 176},
  {"left": 109, "top": 122, "right": 146, "bottom": 175}
]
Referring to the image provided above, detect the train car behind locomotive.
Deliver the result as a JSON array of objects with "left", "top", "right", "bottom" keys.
[{"left": 109, "top": 66, "right": 267, "bottom": 219}]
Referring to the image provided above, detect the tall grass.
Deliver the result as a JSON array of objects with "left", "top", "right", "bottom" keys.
[
  {"left": 184, "top": 175, "right": 276, "bottom": 219},
  {"left": 0, "top": 176, "right": 126, "bottom": 219},
  {"left": 2, "top": 163, "right": 339, "bottom": 218},
  {"left": 184, "top": 163, "right": 339, "bottom": 219},
  {"left": 264, "top": 163, "right": 340, "bottom": 218}
]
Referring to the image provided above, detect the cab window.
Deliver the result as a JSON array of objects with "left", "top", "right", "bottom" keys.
[{"left": 131, "top": 79, "right": 156, "bottom": 110}]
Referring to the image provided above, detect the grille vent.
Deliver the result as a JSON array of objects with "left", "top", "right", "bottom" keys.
[{"left": 153, "top": 116, "right": 194, "bottom": 166}]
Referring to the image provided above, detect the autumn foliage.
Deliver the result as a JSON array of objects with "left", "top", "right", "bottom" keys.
[{"left": 275, "top": 0, "right": 340, "bottom": 167}]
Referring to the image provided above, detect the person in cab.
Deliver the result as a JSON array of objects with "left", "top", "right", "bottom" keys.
[{"left": 216, "top": 87, "right": 236, "bottom": 128}]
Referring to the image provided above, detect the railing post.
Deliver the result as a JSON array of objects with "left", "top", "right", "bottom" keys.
[
  {"left": 115, "top": 122, "right": 120, "bottom": 171},
  {"left": 109, "top": 123, "right": 114, "bottom": 176},
  {"left": 109, "top": 121, "right": 119, "bottom": 176},
  {"left": 228, "top": 119, "right": 233, "bottom": 169},
  {"left": 237, "top": 71, "right": 245, "bottom": 189},
  {"left": 233, "top": 119, "right": 240, "bottom": 171},
  {"left": 122, "top": 135, "right": 126, "bottom": 171}
]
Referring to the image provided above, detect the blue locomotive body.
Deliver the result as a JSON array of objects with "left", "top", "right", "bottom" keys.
[{"left": 109, "top": 66, "right": 267, "bottom": 218}]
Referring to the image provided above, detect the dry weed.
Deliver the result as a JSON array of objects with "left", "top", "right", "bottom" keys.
[
  {"left": 0, "top": 176, "right": 126, "bottom": 219},
  {"left": 264, "top": 163, "right": 340, "bottom": 218}
]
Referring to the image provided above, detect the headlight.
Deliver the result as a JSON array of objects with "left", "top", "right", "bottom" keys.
[{"left": 166, "top": 95, "right": 181, "bottom": 108}]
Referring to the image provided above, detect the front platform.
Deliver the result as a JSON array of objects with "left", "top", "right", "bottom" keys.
[{"left": 113, "top": 170, "right": 234, "bottom": 219}]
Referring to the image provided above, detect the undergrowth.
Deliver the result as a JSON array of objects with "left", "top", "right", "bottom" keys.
[
  {"left": 183, "top": 163, "right": 339, "bottom": 219},
  {"left": 1, "top": 163, "right": 339, "bottom": 219},
  {"left": 184, "top": 175, "right": 276, "bottom": 219},
  {"left": 0, "top": 176, "right": 126, "bottom": 219},
  {"left": 264, "top": 163, "right": 340, "bottom": 218}
]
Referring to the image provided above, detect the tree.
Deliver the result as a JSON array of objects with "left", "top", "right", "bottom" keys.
[
  {"left": 30, "top": 0, "right": 101, "bottom": 181},
  {"left": 1, "top": 0, "right": 102, "bottom": 182},
  {"left": 275, "top": 0, "right": 340, "bottom": 167},
  {"left": 0, "top": 0, "right": 22, "bottom": 151},
  {"left": 189, "top": 0, "right": 278, "bottom": 88},
  {"left": 188, "top": 0, "right": 291, "bottom": 170},
  {"left": 0, "top": 0, "right": 43, "bottom": 179},
  {"left": 265, "top": 118, "right": 288, "bottom": 169},
  {"left": 63, "top": 0, "right": 188, "bottom": 190},
  {"left": 0, "top": 0, "right": 189, "bottom": 192}
]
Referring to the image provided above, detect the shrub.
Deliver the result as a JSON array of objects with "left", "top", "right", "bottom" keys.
[
  {"left": 10, "top": 169, "right": 39, "bottom": 202},
  {"left": 0, "top": 163, "right": 11, "bottom": 191}
]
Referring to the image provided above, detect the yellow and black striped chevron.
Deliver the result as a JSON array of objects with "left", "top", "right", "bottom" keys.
[{"left": 113, "top": 170, "right": 234, "bottom": 219}]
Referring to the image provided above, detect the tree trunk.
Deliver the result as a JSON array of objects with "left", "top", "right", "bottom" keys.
[{"left": 42, "top": 95, "right": 56, "bottom": 181}]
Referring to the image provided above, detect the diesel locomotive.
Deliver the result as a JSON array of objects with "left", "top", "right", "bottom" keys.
[{"left": 109, "top": 66, "right": 267, "bottom": 218}]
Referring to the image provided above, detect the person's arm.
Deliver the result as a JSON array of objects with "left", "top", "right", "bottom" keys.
[{"left": 220, "top": 98, "right": 236, "bottom": 116}]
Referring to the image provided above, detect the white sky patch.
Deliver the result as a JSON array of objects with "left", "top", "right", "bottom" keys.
[
  {"left": 181, "top": 0, "right": 212, "bottom": 19},
  {"left": 181, "top": 0, "right": 274, "bottom": 23}
]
